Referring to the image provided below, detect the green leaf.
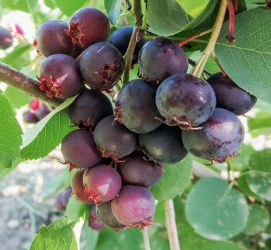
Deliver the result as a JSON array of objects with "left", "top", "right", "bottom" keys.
[
  {"left": 65, "top": 195, "right": 89, "bottom": 222},
  {"left": 237, "top": 173, "right": 261, "bottom": 200},
  {"left": 246, "top": 149, "right": 271, "bottom": 201},
  {"left": 179, "top": 221, "right": 243, "bottom": 250},
  {"left": 147, "top": 0, "right": 193, "bottom": 36},
  {"left": 54, "top": 0, "right": 86, "bottom": 16},
  {"left": 96, "top": 227, "right": 142, "bottom": 250},
  {"left": 1, "top": 0, "right": 36, "bottom": 13},
  {"left": 243, "top": 204, "right": 270, "bottom": 235},
  {"left": 176, "top": 0, "right": 208, "bottom": 17},
  {"left": 215, "top": 7, "right": 271, "bottom": 104},
  {"left": 151, "top": 154, "right": 193, "bottom": 201},
  {"left": 81, "top": 223, "right": 99, "bottom": 250},
  {"left": 4, "top": 85, "right": 32, "bottom": 109},
  {"left": 185, "top": 177, "right": 249, "bottom": 240},
  {"left": 2, "top": 44, "right": 32, "bottom": 70},
  {"left": 0, "top": 91, "right": 22, "bottom": 170},
  {"left": 20, "top": 96, "right": 77, "bottom": 160},
  {"left": 30, "top": 216, "right": 84, "bottom": 250},
  {"left": 104, "top": 0, "right": 122, "bottom": 24}
]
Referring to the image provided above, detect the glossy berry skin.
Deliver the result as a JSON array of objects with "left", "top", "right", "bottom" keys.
[
  {"left": 111, "top": 185, "right": 155, "bottom": 228},
  {"left": 35, "top": 20, "right": 76, "bottom": 57},
  {"left": 109, "top": 26, "right": 145, "bottom": 64},
  {"left": 67, "top": 7, "right": 110, "bottom": 49},
  {"left": 93, "top": 116, "right": 137, "bottom": 160},
  {"left": 38, "top": 54, "right": 84, "bottom": 98},
  {"left": 80, "top": 42, "right": 125, "bottom": 90},
  {"left": 182, "top": 108, "right": 245, "bottom": 163},
  {"left": 71, "top": 171, "right": 95, "bottom": 204},
  {"left": 138, "top": 37, "right": 188, "bottom": 84},
  {"left": 96, "top": 201, "right": 125, "bottom": 230},
  {"left": 115, "top": 79, "right": 162, "bottom": 133},
  {"left": 139, "top": 125, "right": 188, "bottom": 164},
  {"left": 117, "top": 151, "right": 163, "bottom": 187},
  {"left": 207, "top": 72, "right": 257, "bottom": 115},
  {"left": 61, "top": 129, "right": 102, "bottom": 169},
  {"left": 88, "top": 204, "right": 105, "bottom": 231},
  {"left": 83, "top": 164, "right": 122, "bottom": 204},
  {"left": 67, "top": 88, "right": 113, "bottom": 129},
  {"left": 0, "top": 27, "right": 13, "bottom": 49},
  {"left": 156, "top": 74, "right": 216, "bottom": 129}
]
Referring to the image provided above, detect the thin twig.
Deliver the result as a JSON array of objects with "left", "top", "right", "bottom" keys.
[
  {"left": 0, "top": 62, "right": 63, "bottom": 107},
  {"left": 142, "top": 227, "right": 151, "bottom": 250},
  {"left": 165, "top": 200, "right": 180, "bottom": 250},
  {"left": 192, "top": 0, "right": 228, "bottom": 78},
  {"left": 178, "top": 29, "right": 212, "bottom": 47},
  {"left": 123, "top": 0, "right": 143, "bottom": 84}
]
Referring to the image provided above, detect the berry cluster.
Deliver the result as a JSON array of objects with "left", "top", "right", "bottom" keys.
[
  {"left": 23, "top": 99, "right": 51, "bottom": 124},
  {"left": 34, "top": 6, "right": 257, "bottom": 231}
]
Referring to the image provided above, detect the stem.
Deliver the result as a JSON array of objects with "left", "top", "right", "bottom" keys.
[
  {"left": 0, "top": 62, "right": 62, "bottom": 107},
  {"left": 142, "top": 227, "right": 151, "bottom": 250},
  {"left": 178, "top": 29, "right": 212, "bottom": 47},
  {"left": 192, "top": 0, "right": 228, "bottom": 78},
  {"left": 165, "top": 200, "right": 180, "bottom": 250},
  {"left": 226, "top": 0, "right": 236, "bottom": 44},
  {"left": 123, "top": 0, "right": 143, "bottom": 84},
  {"left": 211, "top": 51, "right": 227, "bottom": 76}
]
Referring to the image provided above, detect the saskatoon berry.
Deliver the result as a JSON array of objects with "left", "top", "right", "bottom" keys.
[
  {"left": 61, "top": 129, "right": 102, "bottom": 169},
  {"left": 109, "top": 26, "right": 145, "bottom": 64},
  {"left": 115, "top": 79, "right": 162, "bottom": 133},
  {"left": 111, "top": 185, "right": 156, "bottom": 228},
  {"left": 155, "top": 74, "right": 216, "bottom": 129},
  {"left": 182, "top": 108, "right": 245, "bottom": 163},
  {"left": 139, "top": 125, "right": 188, "bottom": 164},
  {"left": 96, "top": 201, "right": 125, "bottom": 230},
  {"left": 0, "top": 27, "right": 13, "bottom": 50},
  {"left": 80, "top": 42, "right": 125, "bottom": 90},
  {"left": 138, "top": 37, "right": 188, "bottom": 84},
  {"left": 35, "top": 103, "right": 51, "bottom": 120},
  {"left": 207, "top": 72, "right": 257, "bottom": 115},
  {"left": 88, "top": 204, "right": 105, "bottom": 231},
  {"left": 71, "top": 171, "right": 95, "bottom": 204},
  {"left": 117, "top": 151, "right": 163, "bottom": 187},
  {"left": 67, "top": 88, "right": 113, "bottom": 129},
  {"left": 61, "top": 186, "right": 72, "bottom": 207},
  {"left": 67, "top": 7, "right": 110, "bottom": 49},
  {"left": 83, "top": 164, "right": 122, "bottom": 204},
  {"left": 38, "top": 54, "right": 84, "bottom": 98},
  {"left": 55, "top": 191, "right": 66, "bottom": 210},
  {"left": 34, "top": 20, "right": 76, "bottom": 57},
  {"left": 23, "top": 110, "right": 39, "bottom": 123},
  {"left": 93, "top": 116, "right": 137, "bottom": 160}
]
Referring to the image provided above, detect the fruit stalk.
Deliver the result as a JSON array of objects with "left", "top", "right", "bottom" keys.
[
  {"left": 0, "top": 62, "right": 62, "bottom": 107},
  {"left": 123, "top": 0, "right": 143, "bottom": 84},
  {"left": 142, "top": 227, "right": 151, "bottom": 250},
  {"left": 165, "top": 199, "right": 180, "bottom": 250},
  {"left": 192, "top": 0, "right": 228, "bottom": 78}
]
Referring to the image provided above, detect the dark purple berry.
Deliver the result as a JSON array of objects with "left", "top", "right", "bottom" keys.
[
  {"left": 115, "top": 79, "right": 162, "bottom": 133},
  {"left": 80, "top": 42, "right": 125, "bottom": 90},
  {"left": 109, "top": 26, "right": 145, "bottom": 64},
  {"left": 96, "top": 201, "right": 125, "bottom": 230},
  {"left": 182, "top": 108, "right": 245, "bottom": 163},
  {"left": 88, "top": 204, "right": 105, "bottom": 231},
  {"left": 55, "top": 191, "right": 66, "bottom": 210},
  {"left": 61, "top": 129, "right": 102, "bottom": 169},
  {"left": 111, "top": 185, "right": 155, "bottom": 228},
  {"left": 0, "top": 27, "right": 13, "bottom": 50},
  {"left": 67, "top": 88, "right": 113, "bottom": 129},
  {"left": 67, "top": 7, "right": 110, "bottom": 48},
  {"left": 61, "top": 186, "right": 72, "bottom": 207},
  {"left": 117, "top": 151, "right": 163, "bottom": 187},
  {"left": 71, "top": 171, "right": 95, "bottom": 204},
  {"left": 35, "top": 103, "right": 51, "bottom": 120},
  {"left": 23, "top": 110, "right": 39, "bottom": 123},
  {"left": 207, "top": 72, "right": 257, "bottom": 115},
  {"left": 34, "top": 20, "right": 76, "bottom": 57},
  {"left": 138, "top": 37, "right": 188, "bottom": 84},
  {"left": 38, "top": 54, "right": 84, "bottom": 98},
  {"left": 83, "top": 164, "right": 122, "bottom": 204},
  {"left": 93, "top": 116, "right": 137, "bottom": 160},
  {"left": 155, "top": 74, "right": 216, "bottom": 129},
  {"left": 139, "top": 125, "right": 188, "bottom": 164}
]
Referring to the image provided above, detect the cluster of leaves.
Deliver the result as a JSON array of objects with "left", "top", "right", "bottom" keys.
[{"left": 1, "top": 0, "right": 271, "bottom": 249}]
